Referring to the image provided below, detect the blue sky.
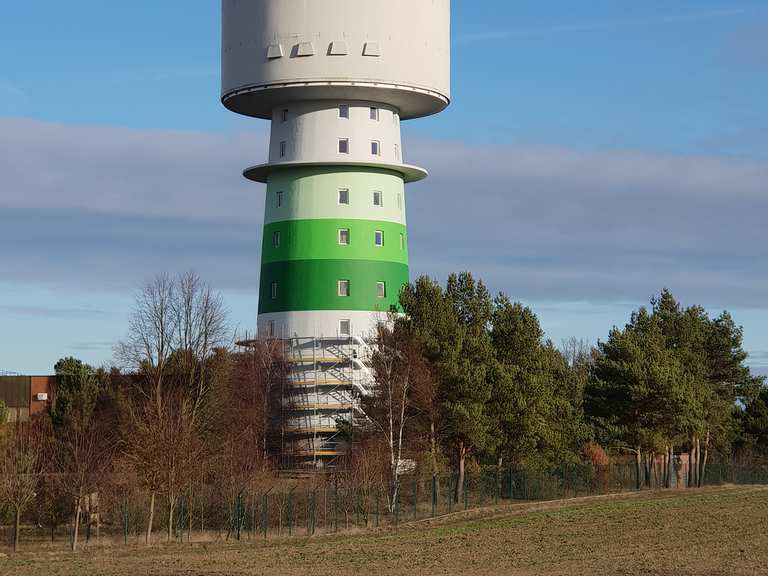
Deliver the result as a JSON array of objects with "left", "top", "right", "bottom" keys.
[{"left": 1, "top": 1, "right": 767, "bottom": 374}]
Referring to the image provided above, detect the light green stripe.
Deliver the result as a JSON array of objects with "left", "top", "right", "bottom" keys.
[
  {"left": 265, "top": 166, "right": 406, "bottom": 225},
  {"left": 262, "top": 219, "right": 408, "bottom": 265}
]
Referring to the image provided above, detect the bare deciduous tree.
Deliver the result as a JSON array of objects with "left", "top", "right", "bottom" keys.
[
  {"left": 116, "top": 272, "right": 229, "bottom": 419},
  {"left": 0, "top": 424, "right": 45, "bottom": 552},
  {"left": 117, "top": 272, "right": 229, "bottom": 544},
  {"left": 364, "top": 322, "right": 431, "bottom": 511}
]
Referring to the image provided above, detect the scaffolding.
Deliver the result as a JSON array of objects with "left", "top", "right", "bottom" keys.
[
  {"left": 236, "top": 333, "right": 375, "bottom": 471},
  {"left": 281, "top": 336, "right": 374, "bottom": 469}
]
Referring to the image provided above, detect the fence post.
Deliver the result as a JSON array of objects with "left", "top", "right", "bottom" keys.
[
  {"left": 311, "top": 490, "right": 316, "bottom": 535},
  {"left": 123, "top": 492, "right": 129, "bottom": 545},
  {"left": 237, "top": 494, "right": 242, "bottom": 541},
  {"left": 356, "top": 492, "right": 361, "bottom": 527},
  {"left": 333, "top": 483, "right": 338, "bottom": 533},
  {"left": 431, "top": 475, "right": 437, "bottom": 518},
  {"left": 262, "top": 493, "right": 268, "bottom": 540},
  {"left": 288, "top": 491, "right": 293, "bottom": 537},
  {"left": 394, "top": 491, "right": 399, "bottom": 526}
]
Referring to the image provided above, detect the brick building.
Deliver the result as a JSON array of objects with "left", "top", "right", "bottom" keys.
[{"left": 0, "top": 375, "right": 56, "bottom": 422}]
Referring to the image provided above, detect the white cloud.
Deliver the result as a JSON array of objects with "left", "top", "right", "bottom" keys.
[{"left": 1, "top": 117, "right": 767, "bottom": 307}]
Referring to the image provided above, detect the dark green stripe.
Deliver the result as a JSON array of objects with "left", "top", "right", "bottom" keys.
[{"left": 259, "top": 260, "right": 408, "bottom": 314}]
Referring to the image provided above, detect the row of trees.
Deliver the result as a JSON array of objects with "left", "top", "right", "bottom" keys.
[
  {"left": 0, "top": 273, "right": 286, "bottom": 551},
  {"left": 1, "top": 272, "right": 767, "bottom": 551},
  {"left": 352, "top": 275, "right": 766, "bottom": 509}
]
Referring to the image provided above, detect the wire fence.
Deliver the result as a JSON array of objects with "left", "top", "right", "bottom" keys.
[{"left": 4, "top": 461, "right": 768, "bottom": 548}]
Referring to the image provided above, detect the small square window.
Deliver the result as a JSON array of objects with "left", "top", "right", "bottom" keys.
[
  {"left": 370, "top": 107, "right": 379, "bottom": 121},
  {"left": 371, "top": 141, "right": 380, "bottom": 156},
  {"left": 339, "top": 104, "right": 349, "bottom": 119},
  {"left": 373, "top": 190, "right": 382, "bottom": 206},
  {"left": 338, "top": 188, "right": 349, "bottom": 205},
  {"left": 338, "top": 139, "right": 349, "bottom": 154},
  {"left": 338, "top": 280, "right": 350, "bottom": 297},
  {"left": 272, "top": 230, "right": 281, "bottom": 248},
  {"left": 280, "top": 141, "right": 287, "bottom": 157},
  {"left": 271, "top": 282, "right": 278, "bottom": 300},
  {"left": 338, "top": 229, "right": 350, "bottom": 245},
  {"left": 281, "top": 109, "right": 288, "bottom": 122},
  {"left": 374, "top": 230, "right": 384, "bottom": 247},
  {"left": 376, "top": 282, "right": 386, "bottom": 298},
  {"left": 339, "top": 319, "right": 351, "bottom": 336},
  {"left": 276, "top": 190, "right": 283, "bottom": 208}
]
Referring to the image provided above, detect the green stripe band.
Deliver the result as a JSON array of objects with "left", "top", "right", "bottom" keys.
[
  {"left": 262, "top": 219, "right": 408, "bottom": 264},
  {"left": 259, "top": 260, "right": 408, "bottom": 314}
]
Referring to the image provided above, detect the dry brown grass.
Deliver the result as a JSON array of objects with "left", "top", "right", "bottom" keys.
[{"left": 3, "top": 485, "right": 767, "bottom": 575}]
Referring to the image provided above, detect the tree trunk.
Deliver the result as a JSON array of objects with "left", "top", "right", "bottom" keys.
[
  {"left": 72, "top": 498, "right": 82, "bottom": 552},
  {"left": 13, "top": 506, "right": 21, "bottom": 552},
  {"left": 699, "top": 432, "right": 710, "bottom": 488},
  {"left": 455, "top": 442, "right": 467, "bottom": 504},
  {"left": 635, "top": 448, "right": 642, "bottom": 490},
  {"left": 146, "top": 491, "right": 156, "bottom": 545}
]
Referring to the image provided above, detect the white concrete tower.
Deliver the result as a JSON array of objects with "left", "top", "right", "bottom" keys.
[{"left": 222, "top": 0, "right": 451, "bottom": 467}]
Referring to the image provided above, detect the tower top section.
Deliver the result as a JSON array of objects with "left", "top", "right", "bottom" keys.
[{"left": 221, "top": 0, "right": 451, "bottom": 120}]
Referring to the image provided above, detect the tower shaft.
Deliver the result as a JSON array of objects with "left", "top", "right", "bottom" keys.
[{"left": 221, "top": 0, "right": 451, "bottom": 467}]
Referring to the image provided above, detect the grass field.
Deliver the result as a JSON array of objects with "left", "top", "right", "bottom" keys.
[{"left": 3, "top": 485, "right": 767, "bottom": 575}]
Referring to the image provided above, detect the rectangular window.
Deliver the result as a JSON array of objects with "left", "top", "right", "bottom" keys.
[
  {"left": 338, "top": 280, "right": 350, "bottom": 297},
  {"left": 272, "top": 230, "right": 281, "bottom": 248},
  {"left": 397, "top": 193, "right": 402, "bottom": 210},
  {"left": 394, "top": 143, "right": 400, "bottom": 161},
  {"left": 339, "top": 319, "right": 351, "bottom": 336},
  {"left": 339, "top": 104, "right": 349, "bottom": 119},
  {"left": 268, "top": 320, "right": 275, "bottom": 337},
  {"left": 276, "top": 190, "right": 283, "bottom": 208},
  {"left": 370, "top": 107, "right": 379, "bottom": 121},
  {"left": 371, "top": 140, "right": 380, "bottom": 156},
  {"left": 393, "top": 112, "right": 399, "bottom": 125},
  {"left": 281, "top": 109, "right": 288, "bottom": 122},
  {"left": 400, "top": 233, "right": 404, "bottom": 250},
  {"left": 338, "top": 138, "right": 349, "bottom": 154},
  {"left": 271, "top": 282, "right": 278, "bottom": 300},
  {"left": 375, "top": 230, "right": 384, "bottom": 247},
  {"left": 338, "top": 228, "right": 350, "bottom": 245},
  {"left": 280, "top": 141, "right": 287, "bottom": 157},
  {"left": 338, "top": 188, "right": 349, "bottom": 205},
  {"left": 376, "top": 281, "right": 386, "bottom": 298},
  {"left": 373, "top": 190, "right": 382, "bottom": 206}
]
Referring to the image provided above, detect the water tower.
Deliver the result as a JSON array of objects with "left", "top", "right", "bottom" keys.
[{"left": 222, "top": 0, "right": 451, "bottom": 468}]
